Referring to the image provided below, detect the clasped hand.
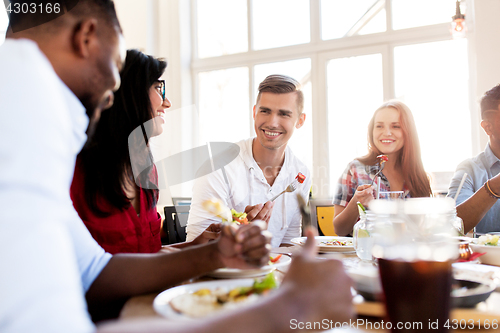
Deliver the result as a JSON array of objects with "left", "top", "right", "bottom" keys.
[
  {"left": 282, "top": 228, "right": 355, "bottom": 324},
  {"left": 216, "top": 221, "right": 272, "bottom": 269}
]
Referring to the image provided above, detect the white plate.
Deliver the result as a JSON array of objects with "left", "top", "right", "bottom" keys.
[
  {"left": 469, "top": 242, "right": 500, "bottom": 267},
  {"left": 453, "top": 262, "right": 500, "bottom": 290},
  {"left": 154, "top": 279, "right": 255, "bottom": 320},
  {"left": 346, "top": 263, "right": 382, "bottom": 296},
  {"left": 290, "top": 236, "right": 354, "bottom": 253},
  {"left": 206, "top": 253, "right": 291, "bottom": 278}
]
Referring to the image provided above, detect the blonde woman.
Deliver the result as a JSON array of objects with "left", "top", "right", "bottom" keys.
[{"left": 332, "top": 100, "right": 432, "bottom": 235}]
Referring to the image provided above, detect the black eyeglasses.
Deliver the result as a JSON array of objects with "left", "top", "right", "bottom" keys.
[{"left": 157, "top": 80, "right": 166, "bottom": 100}]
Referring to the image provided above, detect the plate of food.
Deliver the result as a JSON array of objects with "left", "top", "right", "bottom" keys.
[
  {"left": 451, "top": 279, "right": 496, "bottom": 308},
  {"left": 206, "top": 253, "right": 291, "bottom": 278},
  {"left": 453, "top": 262, "right": 500, "bottom": 290},
  {"left": 154, "top": 273, "right": 278, "bottom": 320},
  {"left": 469, "top": 234, "right": 500, "bottom": 266},
  {"left": 202, "top": 199, "right": 249, "bottom": 225},
  {"left": 290, "top": 236, "right": 354, "bottom": 253},
  {"left": 354, "top": 277, "right": 495, "bottom": 307},
  {"left": 348, "top": 262, "right": 497, "bottom": 307}
]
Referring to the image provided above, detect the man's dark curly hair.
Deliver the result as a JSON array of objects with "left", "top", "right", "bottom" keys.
[
  {"left": 7, "top": 0, "right": 121, "bottom": 34},
  {"left": 481, "top": 84, "right": 500, "bottom": 119}
]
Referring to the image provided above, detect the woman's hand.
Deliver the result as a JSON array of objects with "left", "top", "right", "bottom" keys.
[
  {"left": 353, "top": 184, "right": 375, "bottom": 207},
  {"left": 216, "top": 221, "right": 272, "bottom": 269},
  {"left": 282, "top": 228, "right": 355, "bottom": 323}
]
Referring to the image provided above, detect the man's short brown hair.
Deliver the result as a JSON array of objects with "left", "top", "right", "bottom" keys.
[
  {"left": 256, "top": 74, "right": 304, "bottom": 115},
  {"left": 481, "top": 84, "right": 500, "bottom": 120}
]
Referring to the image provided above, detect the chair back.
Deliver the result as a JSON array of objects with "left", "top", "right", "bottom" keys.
[
  {"left": 163, "top": 205, "right": 191, "bottom": 245},
  {"left": 172, "top": 197, "right": 192, "bottom": 206},
  {"left": 309, "top": 199, "right": 337, "bottom": 236}
]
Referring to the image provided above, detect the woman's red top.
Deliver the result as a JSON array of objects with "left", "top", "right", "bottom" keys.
[{"left": 70, "top": 160, "right": 161, "bottom": 254}]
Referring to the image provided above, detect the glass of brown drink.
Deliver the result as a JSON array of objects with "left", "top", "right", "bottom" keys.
[{"left": 370, "top": 198, "right": 458, "bottom": 333}]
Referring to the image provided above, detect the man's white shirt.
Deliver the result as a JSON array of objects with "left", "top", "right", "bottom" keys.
[
  {"left": 186, "top": 137, "right": 311, "bottom": 248},
  {"left": 0, "top": 39, "right": 111, "bottom": 333}
]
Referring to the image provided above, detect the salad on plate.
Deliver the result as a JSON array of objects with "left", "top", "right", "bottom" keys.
[
  {"left": 168, "top": 272, "right": 278, "bottom": 318},
  {"left": 206, "top": 253, "right": 291, "bottom": 278},
  {"left": 477, "top": 234, "right": 500, "bottom": 246}
]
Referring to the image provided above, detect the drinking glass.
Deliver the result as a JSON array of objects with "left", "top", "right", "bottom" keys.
[
  {"left": 377, "top": 190, "right": 405, "bottom": 200},
  {"left": 353, "top": 211, "right": 376, "bottom": 261},
  {"left": 371, "top": 198, "right": 458, "bottom": 333}
]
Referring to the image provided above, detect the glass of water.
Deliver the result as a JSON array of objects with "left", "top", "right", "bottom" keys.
[{"left": 377, "top": 191, "right": 405, "bottom": 200}]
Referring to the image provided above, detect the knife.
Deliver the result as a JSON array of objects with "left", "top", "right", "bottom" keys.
[{"left": 297, "top": 193, "right": 312, "bottom": 236}]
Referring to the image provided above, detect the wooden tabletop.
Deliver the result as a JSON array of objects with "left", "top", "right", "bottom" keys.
[{"left": 119, "top": 248, "right": 500, "bottom": 332}]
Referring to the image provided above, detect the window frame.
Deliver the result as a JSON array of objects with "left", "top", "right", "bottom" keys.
[{"left": 190, "top": 0, "right": 475, "bottom": 197}]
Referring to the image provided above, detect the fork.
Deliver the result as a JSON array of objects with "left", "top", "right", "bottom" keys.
[
  {"left": 271, "top": 179, "right": 298, "bottom": 202},
  {"left": 370, "top": 161, "right": 386, "bottom": 187},
  {"left": 296, "top": 192, "right": 310, "bottom": 232}
]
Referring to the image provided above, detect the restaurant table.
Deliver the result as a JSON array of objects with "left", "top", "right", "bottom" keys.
[{"left": 118, "top": 246, "right": 500, "bottom": 332}]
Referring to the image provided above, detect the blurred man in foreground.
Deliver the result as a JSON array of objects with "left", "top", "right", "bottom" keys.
[{"left": 0, "top": 1, "right": 354, "bottom": 332}]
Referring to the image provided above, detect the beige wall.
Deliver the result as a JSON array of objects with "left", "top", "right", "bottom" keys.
[
  {"left": 114, "top": 0, "right": 151, "bottom": 54},
  {"left": 114, "top": 0, "right": 192, "bottom": 107},
  {"left": 114, "top": 0, "right": 193, "bottom": 206},
  {"left": 469, "top": 0, "right": 500, "bottom": 152}
]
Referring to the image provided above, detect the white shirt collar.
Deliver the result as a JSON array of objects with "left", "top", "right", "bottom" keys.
[{"left": 239, "top": 137, "right": 292, "bottom": 187}]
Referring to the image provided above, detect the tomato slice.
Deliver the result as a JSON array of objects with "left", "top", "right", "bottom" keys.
[{"left": 270, "top": 254, "right": 282, "bottom": 263}]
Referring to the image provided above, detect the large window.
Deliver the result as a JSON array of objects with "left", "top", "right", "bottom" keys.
[
  {"left": 393, "top": 39, "right": 470, "bottom": 173},
  {"left": 192, "top": 0, "right": 470, "bottom": 198},
  {"left": 196, "top": 0, "right": 248, "bottom": 58},
  {"left": 198, "top": 67, "right": 250, "bottom": 143},
  {"left": 321, "top": 0, "right": 387, "bottom": 39},
  {"left": 252, "top": 0, "right": 310, "bottom": 50},
  {"left": 326, "top": 52, "right": 384, "bottom": 183}
]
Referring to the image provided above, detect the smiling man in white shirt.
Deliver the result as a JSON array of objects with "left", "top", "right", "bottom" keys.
[{"left": 187, "top": 75, "right": 312, "bottom": 248}]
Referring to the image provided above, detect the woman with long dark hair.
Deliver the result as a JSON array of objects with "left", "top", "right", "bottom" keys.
[
  {"left": 70, "top": 49, "right": 171, "bottom": 254},
  {"left": 332, "top": 100, "right": 432, "bottom": 236}
]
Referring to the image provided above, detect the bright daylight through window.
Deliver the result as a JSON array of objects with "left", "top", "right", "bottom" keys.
[
  {"left": 193, "top": 0, "right": 470, "bottom": 197},
  {"left": 0, "top": 1, "right": 470, "bottom": 197}
]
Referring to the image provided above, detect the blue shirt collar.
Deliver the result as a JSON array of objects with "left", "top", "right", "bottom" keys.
[{"left": 484, "top": 143, "right": 500, "bottom": 169}]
